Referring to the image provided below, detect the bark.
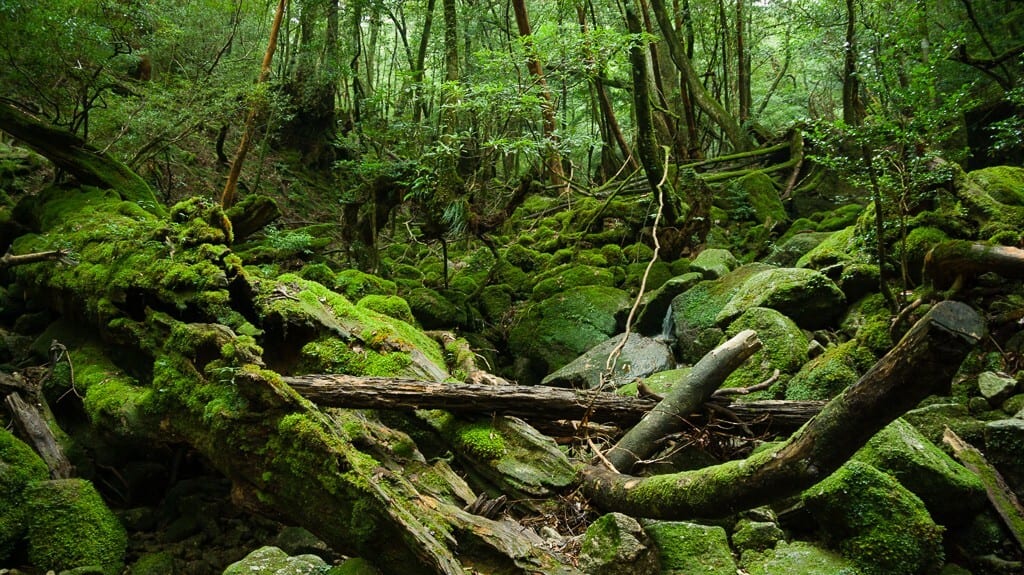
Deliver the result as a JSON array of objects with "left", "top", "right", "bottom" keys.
[
  {"left": 923, "top": 241, "right": 1024, "bottom": 290},
  {"left": 0, "top": 102, "right": 162, "bottom": 214},
  {"left": 604, "top": 330, "right": 761, "bottom": 472},
  {"left": 943, "top": 428, "right": 1024, "bottom": 550},
  {"left": 511, "top": 0, "right": 565, "bottom": 184},
  {"left": 582, "top": 301, "right": 984, "bottom": 519},
  {"left": 411, "top": 0, "right": 437, "bottom": 122},
  {"left": 282, "top": 374, "right": 820, "bottom": 431},
  {"left": 649, "top": 0, "right": 752, "bottom": 152},
  {"left": 842, "top": 0, "right": 861, "bottom": 126},
  {"left": 225, "top": 195, "right": 282, "bottom": 243},
  {"left": 221, "top": 0, "right": 286, "bottom": 209},
  {"left": 4, "top": 392, "right": 74, "bottom": 479}
]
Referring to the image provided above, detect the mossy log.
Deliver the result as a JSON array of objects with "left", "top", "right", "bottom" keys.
[
  {"left": 7, "top": 184, "right": 577, "bottom": 574},
  {"left": 0, "top": 102, "right": 164, "bottom": 216},
  {"left": 582, "top": 301, "right": 984, "bottom": 519},
  {"left": 923, "top": 240, "right": 1024, "bottom": 289},
  {"left": 3, "top": 392, "right": 74, "bottom": 479},
  {"left": 282, "top": 374, "right": 820, "bottom": 431}
]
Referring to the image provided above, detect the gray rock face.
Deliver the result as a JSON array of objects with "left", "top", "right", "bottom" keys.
[
  {"left": 716, "top": 267, "right": 846, "bottom": 330},
  {"left": 978, "top": 371, "right": 1018, "bottom": 405},
  {"left": 578, "top": 513, "right": 660, "bottom": 575},
  {"left": 222, "top": 546, "right": 328, "bottom": 575},
  {"left": 541, "top": 333, "right": 675, "bottom": 389},
  {"left": 691, "top": 248, "right": 739, "bottom": 279},
  {"left": 984, "top": 418, "right": 1024, "bottom": 496}
]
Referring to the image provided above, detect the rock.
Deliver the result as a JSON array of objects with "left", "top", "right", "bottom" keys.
[
  {"left": 795, "top": 226, "right": 870, "bottom": 271},
  {"left": 221, "top": 546, "right": 328, "bottom": 575},
  {"left": 840, "top": 293, "right": 893, "bottom": 356},
  {"left": 617, "top": 367, "right": 692, "bottom": 398},
  {"left": 984, "top": 418, "right": 1024, "bottom": 496},
  {"left": 716, "top": 267, "right": 846, "bottom": 330},
  {"left": 531, "top": 264, "right": 616, "bottom": 301},
  {"left": 802, "top": 461, "right": 944, "bottom": 575},
  {"left": 730, "top": 519, "right": 785, "bottom": 553},
  {"left": 332, "top": 269, "right": 397, "bottom": 300},
  {"left": 853, "top": 418, "right": 986, "bottom": 523},
  {"left": 763, "top": 231, "right": 832, "bottom": 267},
  {"left": 903, "top": 402, "right": 988, "bottom": 448},
  {"left": 406, "top": 287, "right": 465, "bottom": 329},
  {"left": 508, "top": 285, "right": 630, "bottom": 384},
  {"left": 272, "top": 527, "right": 335, "bottom": 561},
  {"left": 541, "top": 333, "right": 675, "bottom": 389},
  {"left": 126, "top": 552, "right": 175, "bottom": 575},
  {"left": 978, "top": 371, "right": 1018, "bottom": 405},
  {"left": 325, "top": 558, "right": 382, "bottom": 574},
  {"left": 721, "top": 307, "right": 808, "bottom": 399},
  {"left": 670, "top": 264, "right": 773, "bottom": 363},
  {"left": 0, "top": 429, "right": 50, "bottom": 561},
  {"left": 690, "top": 248, "right": 739, "bottom": 280},
  {"left": 355, "top": 294, "right": 415, "bottom": 324},
  {"left": 644, "top": 521, "right": 737, "bottom": 575},
  {"left": 634, "top": 272, "right": 704, "bottom": 337},
  {"left": 578, "top": 513, "right": 659, "bottom": 575},
  {"left": 739, "top": 540, "right": 861, "bottom": 575},
  {"left": 25, "top": 479, "right": 127, "bottom": 575},
  {"left": 785, "top": 341, "right": 874, "bottom": 400}
]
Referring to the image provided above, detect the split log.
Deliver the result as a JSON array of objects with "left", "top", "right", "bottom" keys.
[
  {"left": 943, "top": 428, "right": 1024, "bottom": 550},
  {"left": 603, "top": 329, "right": 762, "bottom": 472},
  {"left": 0, "top": 102, "right": 163, "bottom": 215},
  {"left": 281, "top": 374, "right": 822, "bottom": 431},
  {"left": 3, "top": 391, "right": 74, "bottom": 479},
  {"left": 924, "top": 241, "right": 1024, "bottom": 289},
  {"left": 582, "top": 300, "right": 984, "bottom": 519}
]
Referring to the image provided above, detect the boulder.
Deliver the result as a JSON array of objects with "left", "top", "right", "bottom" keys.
[
  {"left": 978, "top": 371, "right": 1018, "bottom": 406},
  {"left": 785, "top": 341, "right": 874, "bottom": 400},
  {"left": 763, "top": 231, "right": 832, "bottom": 267},
  {"left": 644, "top": 521, "right": 737, "bottom": 575},
  {"left": 531, "top": 264, "right": 616, "bottom": 301},
  {"left": 635, "top": 272, "right": 704, "bottom": 337},
  {"left": 721, "top": 307, "right": 808, "bottom": 399},
  {"left": 853, "top": 418, "right": 986, "bottom": 523},
  {"left": 0, "top": 428, "right": 50, "bottom": 561},
  {"left": 716, "top": 267, "right": 846, "bottom": 330},
  {"left": 578, "top": 513, "right": 660, "bottom": 575},
  {"left": 739, "top": 541, "right": 861, "bottom": 575},
  {"left": 802, "top": 461, "right": 944, "bottom": 575},
  {"left": 508, "top": 285, "right": 630, "bottom": 384},
  {"left": 25, "top": 478, "right": 128, "bottom": 575},
  {"left": 221, "top": 546, "right": 328, "bottom": 575},
  {"left": 730, "top": 519, "right": 785, "bottom": 554},
  {"left": 542, "top": 333, "right": 675, "bottom": 389},
  {"left": 690, "top": 248, "right": 739, "bottom": 280},
  {"left": 984, "top": 418, "right": 1024, "bottom": 496},
  {"left": 903, "top": 402, "right": 988, "bottom": 448}
]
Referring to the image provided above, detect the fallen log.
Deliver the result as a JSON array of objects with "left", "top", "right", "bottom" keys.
[
  {"left": 3, "top": 391, "right": 74, "bottom": 479},
  {"left": 281, "top": 373, "right": 822, "bottom": 431},
  {"left": 603, "top": 329, "right": 761, "bottom": 472},
  {"left": 582, "top": 300, "right": 984, "bottom": 519},
  {"left": 924, "top": 241, "right": 1024, "bottom": 290}
]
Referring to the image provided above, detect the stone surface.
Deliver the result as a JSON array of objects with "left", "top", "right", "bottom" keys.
[
  {"left": 578, "top": 513, "right": 660, "bottom": 575},
  {"left": 221, "top": 546, "right": 329, "bottom": 575},
  {"left": 644, "top": 521, "right": 737, "bottom": 575},
  {"left": 739, "top": 541, "right": 860, "bottom": 575},
  {"left": 984, "top": 418, "right": 1024, "bottom": 496},
  {"left": 690, "top": 248, "right": 739, "bottom": 280},
  {"left": 978, "top": 371, "right": 1018, "bottom": 405},
  {"left": 730, "top": 520, "right": 785, "bottom": 553},
  {"left": 542, "top": 333, "right": 675, "bottom": 389},
  {"left": 716, "top": 267, "right": 846, "bottom": 330}
]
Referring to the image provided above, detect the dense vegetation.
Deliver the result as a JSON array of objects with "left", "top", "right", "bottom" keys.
[{"left": 1, "top": 0, "right": 1023, "bottom": 574}]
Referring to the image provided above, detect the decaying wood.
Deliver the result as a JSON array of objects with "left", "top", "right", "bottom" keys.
[
  {"left": 924, "top": 241, "right": 1024, "bottom": 290},
  {"left": 281, "top": 373, "right": 821, "bottom": 431},
  {"left": 603, "top": 329, "right": 762, "bottom": 473},
  {"left": 943, "top": 427, "right": 1024, "bottom": 550},
  {"left": 582, "top": 301, "right": 984, "bottom": 519},
  {"left": 0, "top": 248, "right": 76, "bottom": 268},
  {"left": 4, "top": 391, "right": 74, "bottom": 479},
  {"left": 225, "top": 195, "right": 282, "bottom": 242},
  {"left": 0, "top": 102, "right": 163, "bottom": 214}
]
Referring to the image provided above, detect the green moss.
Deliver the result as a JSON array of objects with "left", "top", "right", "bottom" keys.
[
  {"left": 623, "top": 261, "right": 672, "bottom": 293},
  {"left": 796, "top": 225, "right": 871, "bottom": 270},
  {"left": 622, "top": 242, "right": 654, "bottom": 262},
  {"left": 334, "top": 269, "right": 398, "bottom": 300},
  {"left": 740, "top": 541, "right": 861, "bottom": 575},
  {"left": 717, "top": 267, "right": 846, "bottom": 330},
  {"left": 25, "top": 478, "right": 127, "bottom": 575},
  {"left": 722, "top": 307, "right": 808, "bottom": 399},
  {"left": 299, "top": 262, "right": 338, "bottom": 286},
  {"left": 802, "top": 461, "right": 944, "bottom": 575},
  {"left": 841, "top": 294, "right": 894, "bottom": 355},
  {"left": 730, "top": 519, "right": 785, "bottom": 553},
  {"left": 127, "top": 551, "right": 175, "bottom": 575},
  {"left": 601, "top": 244, "right": 624, "bottom": 265},
  {"left": 645, "top": 521, "right": 737, "bottom": 575},
  {"left": 786, "top": 341, "right": 873, "bottom": 400},
  {"left": 449, "top": 421, "right": 508, "bottom": 460},
  {"left": 1, "top": 428, "right": 50, "bottom": 560},
  {"left": 672, "top": 263, "right": 774, "bottom": 332},
  {"left": 356, "top": 294, "right": 415, "bottom": 324},
  {"left": 816, "top": 203, "right": 865, "bottom": 231},
  {"left": 531, "top": 264, "right": 616, "bottom": 301}
]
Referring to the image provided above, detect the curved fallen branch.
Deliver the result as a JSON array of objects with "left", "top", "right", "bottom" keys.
[{"left": 582, "top": 301, "right": 984, "bottom": 519}]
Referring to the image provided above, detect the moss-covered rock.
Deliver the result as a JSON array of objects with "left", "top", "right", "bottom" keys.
[
  {"left": 508, "top": 285, "right": 630, "bottom": 383},
  {"left": 334, "top": 269, "right": 398, "bottom": 300},
  {"left": 722, "top": 307, "right": 808, "bottom": 399},
  {"left": 720, "top": 171, "right": 789, "bottom": 226},
  {"left": 578, "top": 513, "right": 660, "bottom": 575},
  {"left": 841, "top": 294, "right": 893, "bottom": 356},
  {"left": 624, "top": 260, "right": 673, "bottom": 293},
  {"left": 853, "top": 418, "right": 986, "bottom": 523},
  {"left": 541, "top": 333, "right": 675, "bottom": 389},
  {"left": 764, "top": 231, "right": 832, "bottom": 267},
  {"left": 795, "top": 225, "right": 872, "bottom": 272},
  {"left": 716, "top": 267, "right": 846, "bottom": 330},
  {"left": 645, "top": 520, "right": 737, "bottom": 575},
  {"left": 903, "top": 402, "right": 988, "bottom": 448},
  {"left": 126, "top": 551, "right": 175, "bottom": 575},
  {"left": 786, "top": 341, "right": 874, "bottom": 400},
  {"left": 635, "top": 272, "right": 705, "bottom": 337},
  {"left": 531, "top": 264, "right": 616, "bottom": 301},
  {"left": 984, "top": 418, "right": 1024, "bottom": 496},
  {"left": 690, "top": 248, "right": 739, "bottom": 280},
  {"left": 25, "top": 478, "right": 127, "bottom": 574},
  {"left": 739, "top": 541, "right": 861, "bottom": 575},
  {"left": 802, "top": 461, "right": 944, "bottom": 575},
  {"left": 328, "top": 557, "right": 383, "bottom": 575},
  {"left": 222, "top": 545, "right": 328, "bottom": 574},
  {"left": 730, "top": 519, "right": 785, "bottom": 553},
  {"left": 670, "top": 264, "right": 774, "bottom": 364},
  {"left": 618, "top": 367, "right": 692, "bottom": 398},
  {"left": 356, "top": 294, "right": 415, "bottom": 324},
  {"left": 0, "top": 428, "right": 50, "bottom": 561},
  {"left": 406, "top": 286, "right": 465, "bottom": 330}
]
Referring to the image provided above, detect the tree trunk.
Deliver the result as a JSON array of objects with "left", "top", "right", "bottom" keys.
[
  {"left": 842, "top": 0, "right": 861, "bottom": 126},
  {"left": 511, "top": 0, "right": 565, "bottom": 184},
  {"left": 924, "top": 241, "right": 1024, "bottom": 289},
  {"left": 412, "top": 0, "right": 437, "bottom": 123},
  {"left": 604, "top": 330, "right": 761, "bottom": 472},
  {"left": 649, "top": 0, "right": 753, "bottom": 152},
  {"left": 583, "top": 301, "right": 984, "bottom": 519}
]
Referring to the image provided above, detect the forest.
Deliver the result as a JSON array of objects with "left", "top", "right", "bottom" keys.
[{"left": 1, "top": 0, "right": 1023, "bottom": 573}]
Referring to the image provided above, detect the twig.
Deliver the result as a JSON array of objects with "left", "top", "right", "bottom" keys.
[
  {"left": 0, "top": 248, "right": 77, "bottom": 268},
  {"left": 711, "top": 369, "right": 780, "bottom": 397}
]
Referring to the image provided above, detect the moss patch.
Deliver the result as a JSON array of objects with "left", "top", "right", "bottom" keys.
[{"left": 0, "top": 429, "right": 50, "bottom": 561}]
